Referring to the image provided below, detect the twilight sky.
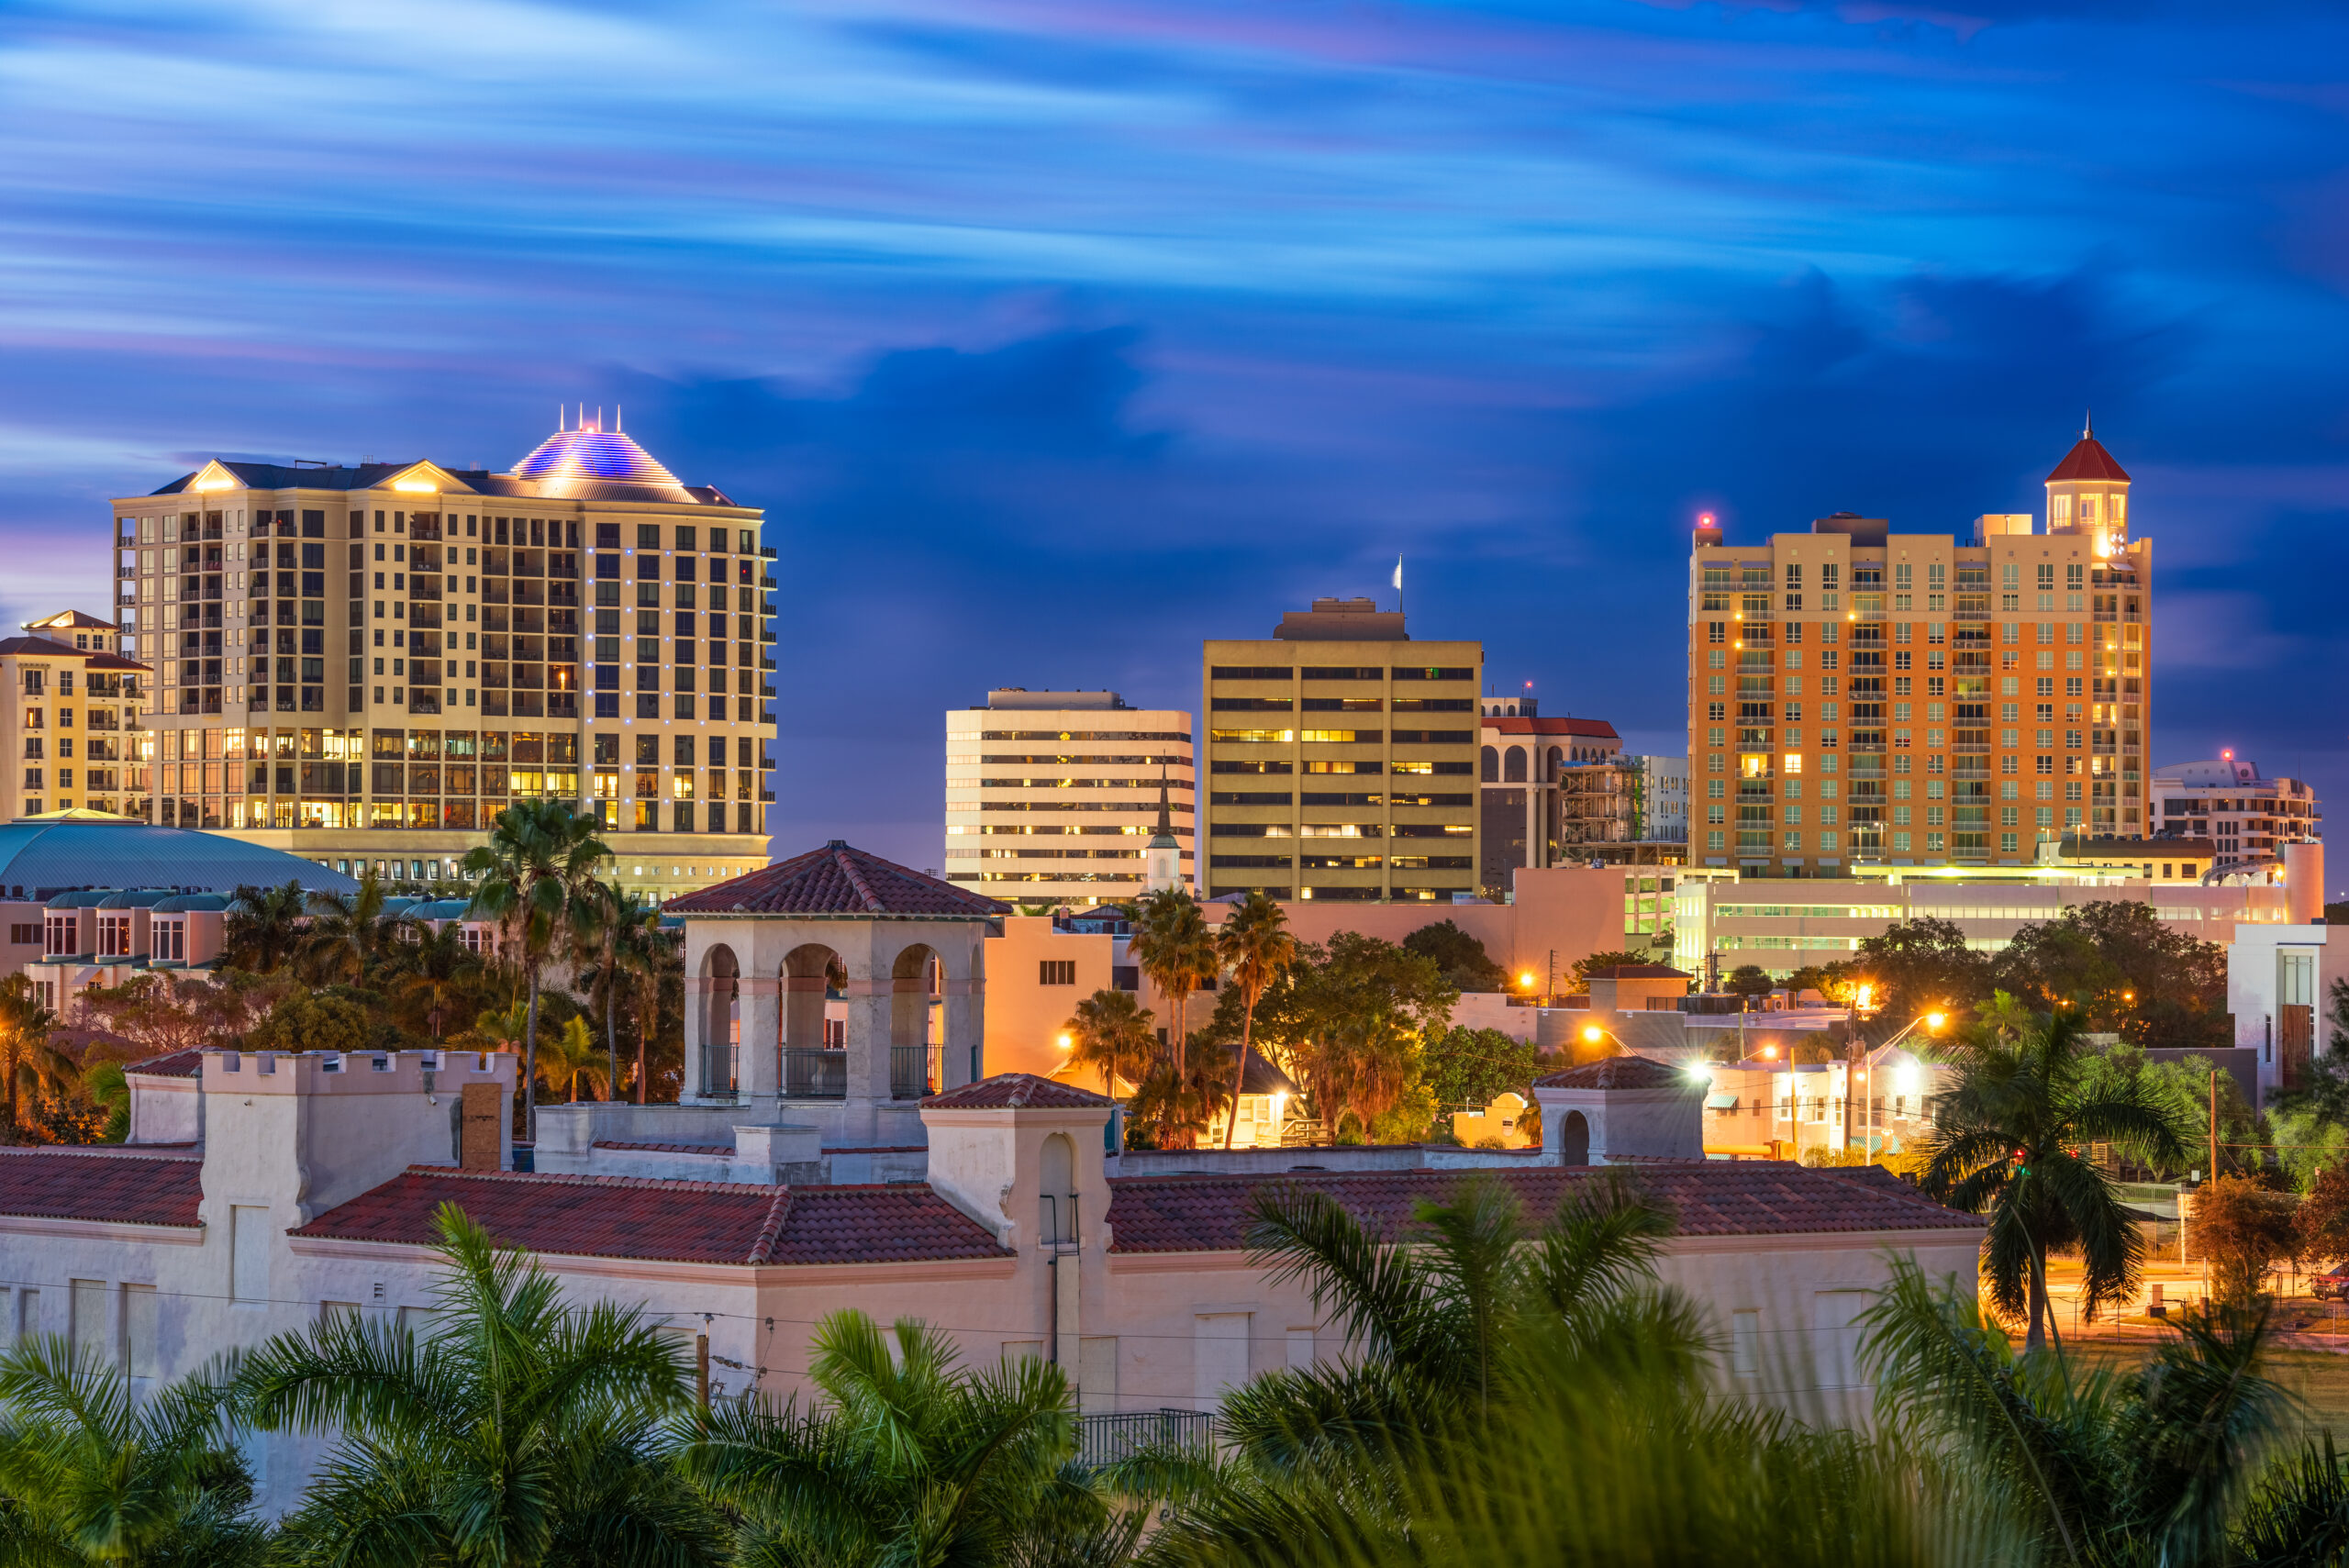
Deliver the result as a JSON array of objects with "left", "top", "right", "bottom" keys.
[{"left": 3, "top": 0, "right": 2345, "bottom": 881}]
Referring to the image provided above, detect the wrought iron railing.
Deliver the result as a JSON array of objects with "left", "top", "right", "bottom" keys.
[
  {"left": 781, "top": 1048, "right": 847, "bottom": 1099},
  {"left": 892, "top": 1045, "right": 943, "bottom": 1100},
  {"left": 700, "top": 1042, "right": 739, "bottom": 1102},
  {"left": 1074, "top": 1408, "right": 1216, "bottom": 1470}
]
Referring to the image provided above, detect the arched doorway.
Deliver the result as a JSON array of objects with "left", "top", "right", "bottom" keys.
[
  {"left": 1559, "top": 1109, "right": 1590, "bottom": 1167},
  {"left": 1504, "top": 746, "right": 1528, "bottom": 783},
  {"left": 701, "top": 945, "right": 740, "bottom": 1100},
  {"left": 782, "top": 942, "right": 847, "bottom": 1098},
  {"left": 890, "top": 943, "right": 941, "bottom": 1097},
  {"left": 1040, "top": 1131, "right": 1076, "bottom": 1244}
]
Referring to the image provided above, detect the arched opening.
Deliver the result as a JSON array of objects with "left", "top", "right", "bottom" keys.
[
  {"left": 782, "top": 942, "right": 847, "bottom": 1098},
  {"left": 1504, "top": 746, "right": 1528, "bottom": 783},
  {"left": 1559, "top": 1109, "right": 1590, "bottom": 1167},
  {"left": 1039, "top": 1131, "right": 1077, "bottom": 1244},
  {"left": 700, "top": 945, "right": 740, "bottom": 1100},
  {"left": 1546, "top": 746, "right": 1565, "bottom": 782},
  {"left": 890, "top": 943, "right": 942, "bottom": 1098},
  {"left": 1480, "top": 745, "right": 1499, "bottom": 783}
]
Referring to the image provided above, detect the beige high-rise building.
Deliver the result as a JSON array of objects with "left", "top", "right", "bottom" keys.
[
  {"left": 1686, "top": 426, "right": 2150, "bottom": 875},
  {"left": 943, "top": 690, "right": 1193, "bottom": 905},
  {"left": 0, "top": 613, "right": 149, "bottom": 822},
  {"left": 1201, "top": 598, "right": 1481, "bottom": 903},
  {"left": 113, "top": 417, "right": 775, "bottom": 900}
]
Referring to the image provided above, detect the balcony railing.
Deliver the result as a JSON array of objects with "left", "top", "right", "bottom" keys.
[
  {"left": 891, "top": 1044, "right": 944, "bottom": 1099},
  {"left": 781, "top": 1047, "right": 847, "bottom": 1099},
  {"left": 1074, "top": 1408, "right": 1217, "bottom": 1471}
]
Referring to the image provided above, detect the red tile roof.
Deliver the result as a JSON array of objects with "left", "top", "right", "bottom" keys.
[
  {"left": 2045, "top": 434, "right": 2131, "bottom": 484},
  {"left": 1483, "top": 716, "right": 1620, "bottom": 740},
  {"left": 126, "top": 1050, "right": 204, "bottom": 1079},
  {"left": 1105, "top": 1162, "right": 1978, "bottom": 1253},
  {"left": 665, "top": 840, "right": 1009, "bottom": 919},
  {"left": 293, "top": 1167, "right": 1007, "bottom": 1266},
  {"left": 925, "top": 1073, "right": 1116, "bottom": 1110},
  {"left": 0, "top": 1147, "right": 202, "bottom": 1227},
  {"left": 1535, "top": 1055, "right": 1695, "bottom": 1091}
]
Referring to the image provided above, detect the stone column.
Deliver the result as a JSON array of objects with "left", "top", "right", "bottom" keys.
[
  {"left": 681, "top": 973, "right": 709, "bottom": 1100},
  {"left": 739, "top": 975, "right": 781, "bottom": 1102}
]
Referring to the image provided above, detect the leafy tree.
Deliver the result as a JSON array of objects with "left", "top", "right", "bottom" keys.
[
  {"left": 1422, "top": 1025, "right": 1544, "bottom": 1111},
  {"left": 462, "top": 800, "right": 611, "bottom": 1140},
  {"left": 1570, "top": 949, "right": 1655, "bottom": 989},
  {"left": 1064, "top": 987, "right": 1157, "bottom": 1096},
  {"left": 2188, "top": 1174, "right": 2301, "bottom": 1306},
  {"left": 72, "top": 971, "right": 291, "bottom": 1062},
  {"left": 1992, "top": 899, "right": 2230, "bottom": 1050},
  {"left": 572, "top": 883, "right": 662, "bottom": 1106},
  {"left": 470, "top": 1000, "right": 530, "bottom": 1055},
  {"left": 0, "top": 974, "right": 74, "bottom": 1142},
  {"left": 1398, "top": 919, "right": 1507, "bottom": 993},
  {"left": 0, "top": 1335, "right": 263, "bottom": 1565},
  {"left": 677, "top": 1310, "right": 1140, "bottom": 1568},
  {"left": 222, "top": 880, "right": 309, "bottom": 973},
  {"left": 1849, "top": 917, "right": 1991, "bottom": 1031},
  {"left": 2296, "top": 1162, "right": 2349, "bottom": 1268},
  {"left": 1218, "top": 892, "right": 1297, "bottom": 1149},
  {"left": 1921, "top": 1008, "right": 2189, "bottom": 1352},
  {"left": 1862, "top": 1255, "right": 2295, "bottom": 1568},
  {"left": 1241, "top": 934, "right": 1455, "bottom": 1146},
  {"left": 239, "top": 1204, "right": 721, "bottom": 1568},
  {"left": 1724, "top": 963, "right": 1776, "bottom": 998},
  {"left": 245, "top": 991, "right": 371, "bottom": 1058}
]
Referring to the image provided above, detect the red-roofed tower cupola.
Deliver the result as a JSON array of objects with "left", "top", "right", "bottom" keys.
[{"left": 2044, "top": 414, "right": 2132, "bottom": 558}]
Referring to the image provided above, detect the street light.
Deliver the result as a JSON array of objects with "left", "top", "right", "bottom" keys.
[{"left": 1854, "top": 1007, "right": 1949, "bottom": 1163}]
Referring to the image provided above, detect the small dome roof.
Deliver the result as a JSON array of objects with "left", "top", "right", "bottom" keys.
[
  {"left": 511, "top": 426, "right": 682, "bottom": 488},
  {"left": 0, "top": 819, "right": 357, "bottom": 900}
]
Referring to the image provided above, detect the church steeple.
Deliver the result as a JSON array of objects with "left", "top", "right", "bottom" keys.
[{"left": 1143, "top": 764, "right": 1183, "bottom": 895}]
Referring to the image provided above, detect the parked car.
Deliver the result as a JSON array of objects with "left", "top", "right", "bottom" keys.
[{"left": 2310, "top": 1264, "right": 2349, "bottom": 1302}]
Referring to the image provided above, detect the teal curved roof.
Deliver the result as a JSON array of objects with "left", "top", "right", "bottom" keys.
[{"left": 0, "top": 821, "right": 356, "bottom": 899}]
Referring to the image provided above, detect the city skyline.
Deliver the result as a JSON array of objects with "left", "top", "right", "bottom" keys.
[{"left": 0, "top": 2, "right": 2342, "bottom": 876}]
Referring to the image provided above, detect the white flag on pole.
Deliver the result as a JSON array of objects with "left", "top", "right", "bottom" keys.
[{"left": 1392, "top": 555, "right": 1404, "bottom": 592}]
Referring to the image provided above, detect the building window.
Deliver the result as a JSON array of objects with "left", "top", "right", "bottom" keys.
[{"left": 1040, "top": 960, "right": 1076, "bottom": 986}]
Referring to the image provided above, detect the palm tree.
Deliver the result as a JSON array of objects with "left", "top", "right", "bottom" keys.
[
  {"left": 676, "top": 1309, "right": 1141, "bottom": 1567},
  {"left": 300, "top": 867, "right": 413, "bottom": 984},
  {"left": 1216, "top": 890, "right": 1295, "bottom": 1149},
  {"left": 1920, "top": 1006, "right": 2188, "bottom": 1353},
  {"left": 618, "top": 911, "right": 676, "bottom": 1105},
  {"left": 222, "top": 880, "right": 307, "bottom": 973},
  {"left": 1129, "top": 889, "right": 1218, "bottom": 1143},
  {"left": 386, "top": 920, "right": 482, "bottom": 1042},
  {"left": 539, "top": 1015, "right": 612, "bottom": 1102},
  {"left": 237, "top": 1203, "right": 722, "bottom": 1568},
  {"left": 0, "top": 975, "right": 74, "bottom": 1142},
  {"left": 462, "top": 800, "right": 611, "bottom": 1139},
  {"left": 0, "top": 1334, "right": 263, "bottom": 1565},
  {"left": 471, "top": 999, "right": 531, "bottom": 1056},
  {"left": 573, "top": 882, "right": 661, "bottom": 1107},
  {"left": 1862, "top": 1253, "right": 2294, "bottom": 1568},
  {"left": 1064, "top": 987, "right": 1158, "bottom": 1096}
]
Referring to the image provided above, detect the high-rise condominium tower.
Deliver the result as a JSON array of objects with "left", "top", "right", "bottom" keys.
[
  {"left": 943, "top": 690, "right": 1193, "bottom": 904},
  {"left": 114, "top": 417, "right": 775, "bottom": 900},
  {"left": 1686, "top": 426, "right": 2149, "bottom": 875},
  {"left": 1201, "top": 598, "right": 1481, "bottom": 903}
]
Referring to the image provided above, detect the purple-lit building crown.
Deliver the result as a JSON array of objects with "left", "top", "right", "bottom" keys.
[{"left": 512, "top": 422, "right": 682, "bottom": 487}]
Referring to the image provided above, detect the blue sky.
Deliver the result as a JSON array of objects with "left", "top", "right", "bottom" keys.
[{"left": 2, "top": 0, "right": 2345, "bottom": 879}]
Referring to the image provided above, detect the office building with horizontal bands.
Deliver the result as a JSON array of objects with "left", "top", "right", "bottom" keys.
[
  {"left": 0, "top": 614, "right": 148, "bottom": 822},
  {"left": 943, "top": 690, "right": 1194, "bottom": 905},
  {"left": 114, "top": 417, "right": 777, "bottom": 900},
  {"left": 1688, "top": 424, "right": 2149, "bottom": 877},
  {"left": 1201, "top": 598, "right": 1481, "bottom": 903}
]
